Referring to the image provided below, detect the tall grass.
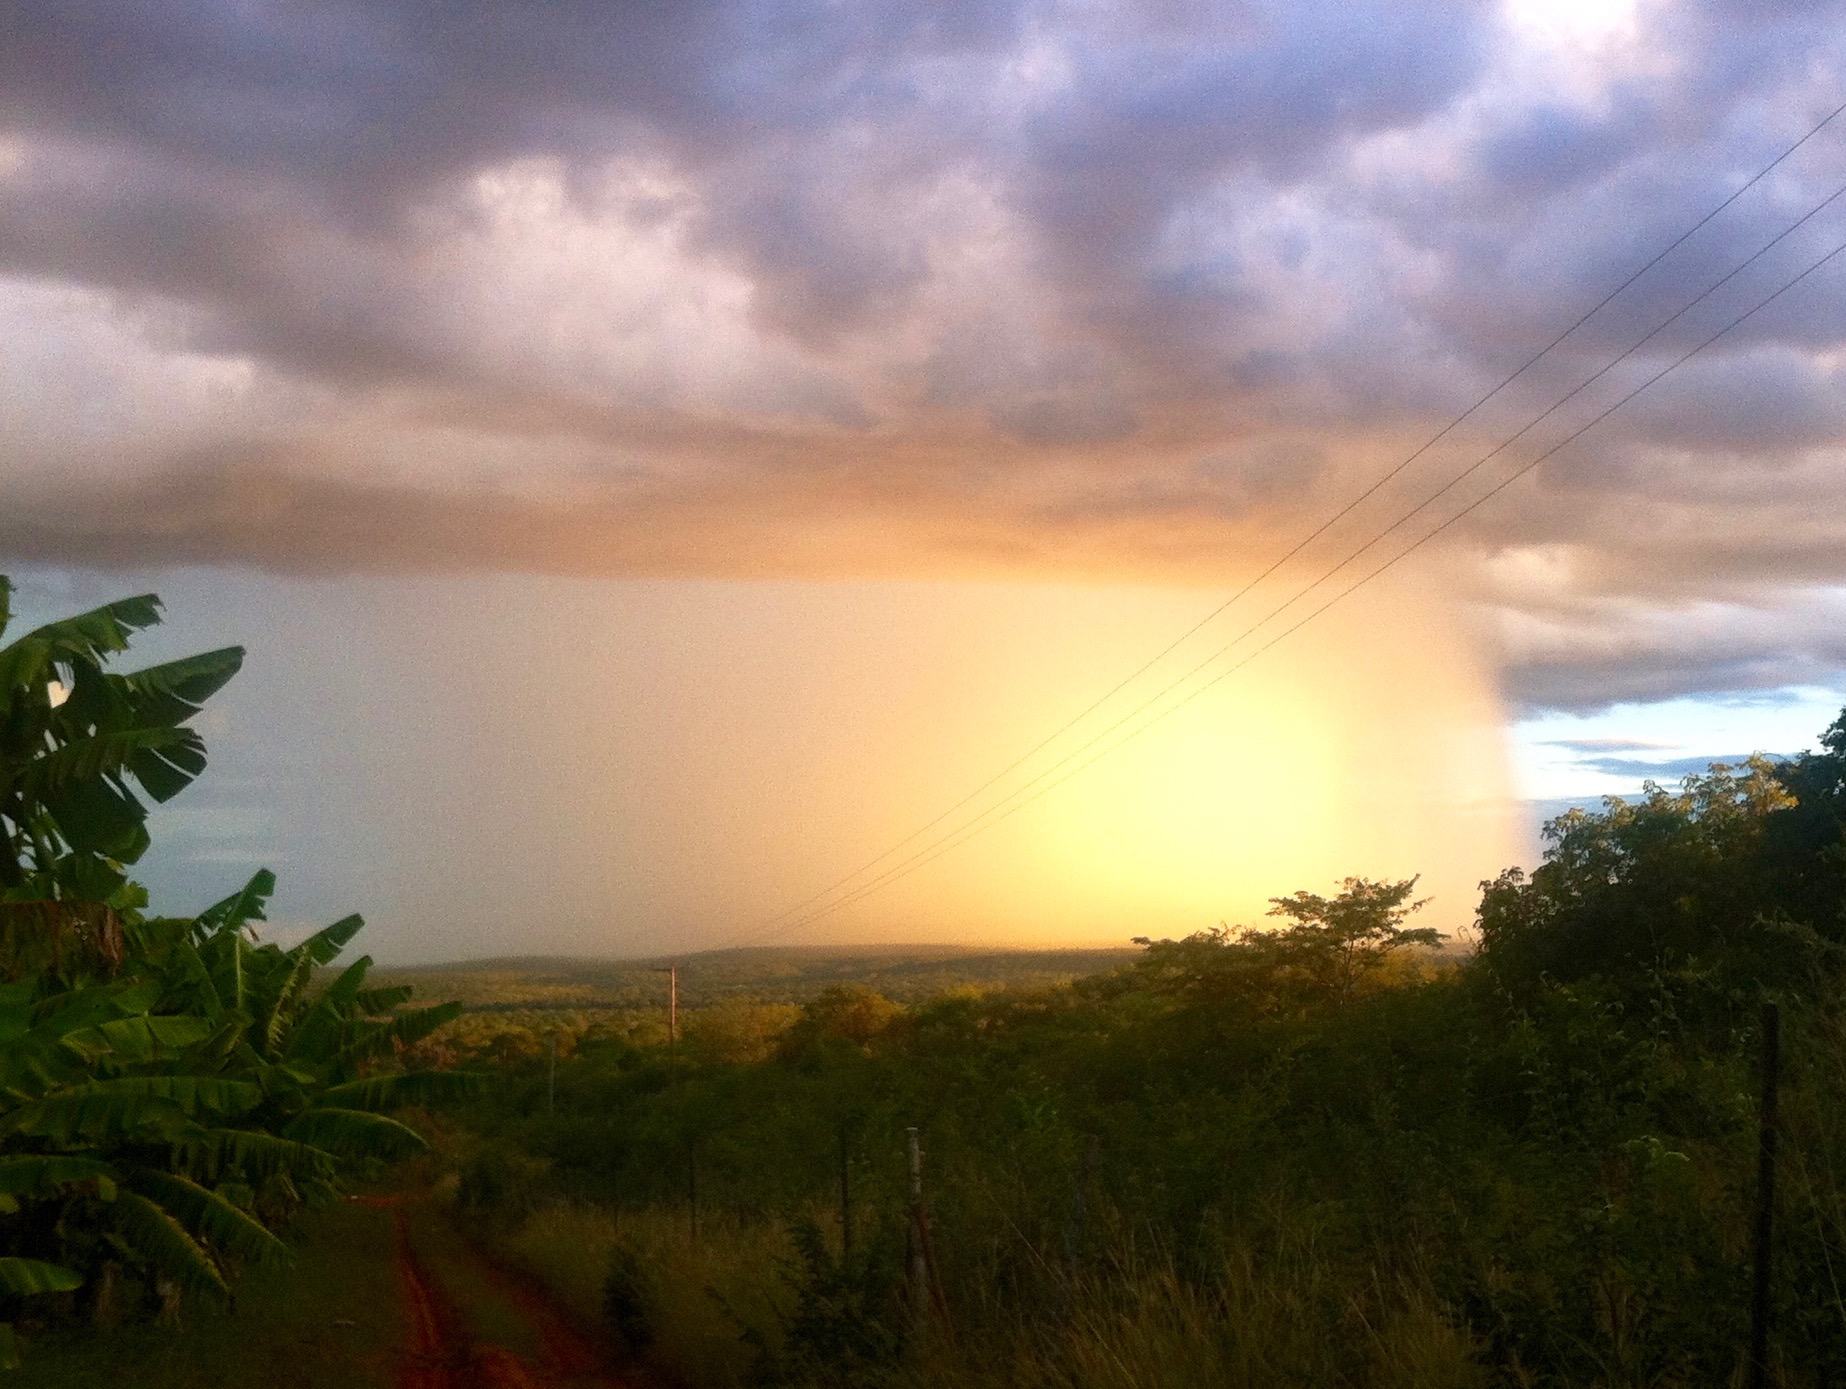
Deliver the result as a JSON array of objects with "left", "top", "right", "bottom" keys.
[
  {"left": 501, "top": 1203, "right": 792, "bottom": 1387},
  {"left": 498, "top": 1196, "right": 1485, "bottom": 1388},
  {"left": 902, "top": 1262, "right": 1483, "bottom": 1389}
]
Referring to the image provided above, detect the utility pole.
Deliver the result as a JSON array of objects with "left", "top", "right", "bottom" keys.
[
  {"left": 652, "top": 962, "right": 692, "bottom": 1244},
  {"left": 651, "top": 963, "right": 680, "bottom": 1059}
]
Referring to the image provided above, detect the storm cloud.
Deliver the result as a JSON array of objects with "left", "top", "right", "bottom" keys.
[{"left": 6, "top": 0, "right": 1846, "bottom": 712}]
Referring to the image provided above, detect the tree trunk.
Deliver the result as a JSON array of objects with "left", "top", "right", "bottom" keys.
[
  {"left": 90, "top": 1260, "right": 122, "bottom": 1330},
  {"left": 155, "top": 1274, "right": 183, "bottom": 1327}
]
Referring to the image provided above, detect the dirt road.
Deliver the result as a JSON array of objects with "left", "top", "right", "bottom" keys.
[{"left": 364, "top": 1196, "right": 627, "bottom": 1389}]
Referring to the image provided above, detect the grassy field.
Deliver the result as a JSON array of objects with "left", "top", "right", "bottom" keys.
[{"left": 504, "top": 1203, "right": 790, "bottom": 1389}]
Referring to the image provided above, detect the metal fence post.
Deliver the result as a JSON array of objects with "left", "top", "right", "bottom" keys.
[{"left": 1749, "top": 1001, "right": 1781, "bottom": 1389}]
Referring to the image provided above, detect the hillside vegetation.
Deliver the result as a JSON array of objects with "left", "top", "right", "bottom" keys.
[
  {"left": 10, "top": 571, "right": 1846, "bottom": 1389},
  {"left": 438, "top": 728, "right": 1846, "bottom": 1388},
  {"left": 381, "top": 947, "right": 1140, "bottom": 1067}
]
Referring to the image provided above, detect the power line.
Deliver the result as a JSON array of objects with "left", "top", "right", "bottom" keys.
[
  {"left": 1107, "top": 167, "right": 1846, "bottom": 710},
  {"left": 725, "top": 165, "right": 1846, "bottom": 949},
  {"left": 711, "top": 102, "right": 1846, "bottom": 954},
  {"left": 785, "top": 230, "right": 1846, "bottom": 933},
  {"left": 729, "top": 100, "right": 1846, "bottom": 946},
  {"left": 757, "top": 228, "right": 1846, "bottom": 941}
]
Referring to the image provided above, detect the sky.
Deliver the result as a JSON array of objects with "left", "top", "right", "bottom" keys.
[{"left": 4, "top": 0, "right": 1846, "bottom": 959}]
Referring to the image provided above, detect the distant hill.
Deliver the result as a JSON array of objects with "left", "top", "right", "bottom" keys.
[{"left": 374, "top": 944, "right": 1142, "bottom": 1012}]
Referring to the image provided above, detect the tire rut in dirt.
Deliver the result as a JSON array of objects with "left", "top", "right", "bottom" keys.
[{"left": 395, "top": 1209, "right": 543, "bottom": 1389}]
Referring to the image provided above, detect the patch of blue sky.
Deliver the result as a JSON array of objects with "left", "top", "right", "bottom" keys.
[{"left": 1510, "top": 684, "right": 1846, "bottom": 809}]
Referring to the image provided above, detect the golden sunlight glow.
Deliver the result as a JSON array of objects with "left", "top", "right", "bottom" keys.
[
  {"left": 1016, "top": 669, "right": 1343, "bottom": 927},
  {"left": 719, "top": 571, "right": 1522, "bottom": 947},
  {"left": 324, "top": 571, "right": 1520, "bottom": 956}
]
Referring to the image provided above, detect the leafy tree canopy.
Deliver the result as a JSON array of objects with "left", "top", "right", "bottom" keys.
[
  {"left": 1477, "top": 747, "right": 1845, "bottom": 997},
  {"left": 1129, "top": 875, "right": 1439, "bottom": 1012}
]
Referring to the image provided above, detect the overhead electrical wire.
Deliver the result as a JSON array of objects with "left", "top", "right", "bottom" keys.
[
  {"left": 762, "top": 230, "right": 1846, "bottom": 940},
  {"left": 727, "top": 232, "right": 1846, "bottom": 947},
  {"left": 710, "top": 101, "right": 1846, "bottom": 952},
  {"left": 731, "top": 98, "right": 1846, "bottom": 947}
]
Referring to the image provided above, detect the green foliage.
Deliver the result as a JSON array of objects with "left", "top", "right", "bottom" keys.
[
  {"left": 377, "top": 946, "right": 1140, "bottom": 1015},
  {"left": 601, "top": 1240, "right": 654, "bottom": 1353},
  {"left": 1128, "top": 875, "right": 1440, "bottom": 1013},
  {"left": 781, "top": 985, "right": 905, "bottom": 1055},
  {"left": 1263, "top": 874, "right": 1439, "bottom": 999},
  {"left": 0, "top": 1260, "right": 82, "bottom": 1296},
  {"left": 1476, "top": 755, "right": 1820, "bottom": 997},
  {"left": 751, "top": 1217, "right": 907, "bottom": 1388},
  {"left": 446, "top": 705, "right": 1846, "bottom": 1388},
  {"left": 0, "top": 577, "right": 470, "bottom": 1367},
  {"left": 14, "top": 567, "right": 1846, "bottom": 1383},
  {"left": 16, "top": 1196, "right": 405, "bottom": 1387},
  {"left": 0, "top": 881, "right": 464, "bottom": 1354},
  {"left": 0, "top": 578, "right": 241, "bottom": 903},
  {"left": 456, "top": 1141, "right": 552, "bottom": 1218}
]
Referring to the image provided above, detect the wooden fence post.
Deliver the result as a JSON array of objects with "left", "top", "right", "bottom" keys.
[
  {"left": 904, "top": 1126, "right": 951, "bottom": 1333},
  {"left": 906, "top": 1126, "right": 927, "bottom": 1315},
  {"left": 546, "top": 1030, "right": 557, "bottom": 1116},
  {"left": 1748, "top": 1001, "right": 1780, "bottom": 1389}
]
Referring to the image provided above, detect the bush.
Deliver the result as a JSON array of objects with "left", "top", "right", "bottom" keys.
[
  {"left": 752, "top": 1217, "right": 906, "bottom": 1388},
  {"left": 602, "top": 1240, "right": 654, "bottom": 1353},
  {"left": 456, "top": 1144, "right": 551, "bottom": 1219}
]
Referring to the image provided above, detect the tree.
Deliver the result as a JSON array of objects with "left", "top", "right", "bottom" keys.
[
  {"left": 1130, "top": 876, "right": 1438, "bottom": 1010},
  {"left": 1764, "top": 710, "right": 1846, "bottom": 934},
  {"left": 0, "top": 577, "right": 241, "bottom": 909},
  {"left": 0, "top": 972, "right": 297, "bottom": 1347},
  {"left": 1475, "top": 756, "right": 1806, "bottom": 995},
  {"left": 1263, "top": 876, "right": 1438, "bottom": 1004},
  {"left": 781, "top": 987, "right": 903, "bottom": 1055}
]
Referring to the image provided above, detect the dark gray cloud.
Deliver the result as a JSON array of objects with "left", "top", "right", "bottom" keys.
[
  {"left": 1489, "top": 583, "right": 1846, "bottom": 712},
  {"left": 0, "top": 0, "right": 1496, "bottom": 382},
  {"left": 5, "top": 0, "right": 1846, "bottom": 713}
]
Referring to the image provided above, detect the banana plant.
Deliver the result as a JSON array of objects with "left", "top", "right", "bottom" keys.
[
  {"left": 0, "top": 976, "right": 301, "bottom": 1361},
  {"left": 0, "top": 576, "right": 242, "bottom": 904},
  {"left": 132, "top": 872, "right": 477, "bottom": 1176},
  {"left": 0, "top": 1259, "right": 80, "bottom": 1369},
  {"left": 0, "top": 885, "right": 477, "bottom": 1361},
  {"left": 0, "top": 576, "right": 478, "bottom": 1367}
]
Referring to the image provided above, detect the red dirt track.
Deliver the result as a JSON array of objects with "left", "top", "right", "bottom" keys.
[{"left": 359, "top": 1195, "right": 625, "bottom": 1389}]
